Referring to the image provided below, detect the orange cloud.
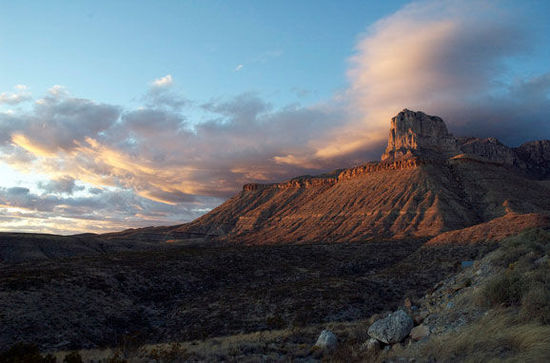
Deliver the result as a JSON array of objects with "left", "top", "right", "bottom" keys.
[{"left": 11, "top": 133, "right": 56, "bottom": 157}]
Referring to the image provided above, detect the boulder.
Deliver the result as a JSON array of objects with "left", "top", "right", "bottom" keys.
[
  {"left": 314, "top": 330, "right": 337, "bottom": 350},
  {"left": 410, "top": 325, "right": 430, "bottom": 341},
  {"left": 368, "top": 310, "right": 414, "bottom": 344}
]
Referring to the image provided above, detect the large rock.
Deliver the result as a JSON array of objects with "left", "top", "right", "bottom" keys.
[
  {"left": 381, "top": 109, "right": 458, "bottom": 161},
  {"left": 314, "top": 330, "right": 337, "bottom": 350},
  {"left": 368, "top": 310, "right": 414, "bottom": 344}
]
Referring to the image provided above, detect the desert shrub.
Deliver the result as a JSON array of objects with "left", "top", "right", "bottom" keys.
[
  {"left": 106, "top": 351, "right": 127, "bottom": 363},
  {"left": 0, "top": 343, "right": 56, "bottom": 363},
  {"left": 520, "top": 283, "right": 550, "bottom": 324},
  {"left": 481, "top": 271, "right": 526, "bottom": 307},
  {"left": 148, "top": 343, "right": 188, "bottom": 362},
  {"left": 266, "top": 314, "right": 286, "bottom": 329},
  {"left": 63, "top": 351, "right": 82, "bottom": 363},
  {"left": 495, "top": 229, "right": 550, "bottom": 268}
]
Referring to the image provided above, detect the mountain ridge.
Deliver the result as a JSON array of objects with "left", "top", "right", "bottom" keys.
[
  {"left": 106, "top": 109, "right": 550, "bottom": 245},
  {"left": 2, "top": 109, "right": 550, "bottom": 262}
]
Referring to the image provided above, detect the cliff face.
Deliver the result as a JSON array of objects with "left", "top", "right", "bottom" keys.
[
  {"left": 382, "top": 109, "right": 458, "bottom": 161},
  {"left": 382, "top": 109, "right": 550, "bottom": 179},
  {"left": 105, "top": 109, "right": 550, "bottom": 245}
]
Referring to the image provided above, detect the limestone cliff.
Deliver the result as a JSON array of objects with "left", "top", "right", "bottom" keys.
[{"left": 381, "top": 109, "right": 458, "bottom": 161}]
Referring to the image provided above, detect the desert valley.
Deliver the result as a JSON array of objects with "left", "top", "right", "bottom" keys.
[
  {"left": 2, "top": 109, "right": 550, "bottom": 361},
  {"left": 2, "top": 1, "right": 550, "bottom": 362}
]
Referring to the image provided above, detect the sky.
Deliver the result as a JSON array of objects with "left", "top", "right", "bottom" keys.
[{"left": 0, "top": 0, "right": 549, "bottom": 235}]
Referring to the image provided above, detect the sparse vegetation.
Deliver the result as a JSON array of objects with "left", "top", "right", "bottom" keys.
[
  {"left": 2, "top": 228, "right": 549, "bottom": 361},
  {"left": 479, "top": 228, "right": 550, "bottom": 325},
  {"left": 481, "top": 270, "right": 525, "bottom": 307},
  {"left": 417, "top": 311, "right": 550, "bottom": 362}
]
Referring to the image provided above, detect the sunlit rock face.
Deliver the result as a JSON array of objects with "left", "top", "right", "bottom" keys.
[{"left": 382, "top": 109, "right": 459, "bottom": 161}]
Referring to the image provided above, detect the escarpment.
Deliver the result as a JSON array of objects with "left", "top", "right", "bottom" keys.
[{"left": 106, "top": 109, "right": 550, "bottom": 245}]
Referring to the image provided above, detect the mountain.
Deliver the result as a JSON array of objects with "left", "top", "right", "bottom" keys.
[
  {"left": 2, "top": 108, "right": 549, "bottom": 263},
  {"left": 107, "top": 109, "right": 550, "bottom": 245}
]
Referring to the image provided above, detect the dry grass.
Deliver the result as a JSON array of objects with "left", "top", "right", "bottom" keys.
[{"left": 416, "top": 311, "right": 550, "bottom": 362}]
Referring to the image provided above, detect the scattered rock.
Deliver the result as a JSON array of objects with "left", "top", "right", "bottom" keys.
[
  {"left": 314, "top": 330, "right": 337, "bottom": 350},
  {"left": 410, "top": 325, "right": 430, "bottom": 341},
  {"left": 368, "top": 310, "right": 414, "bottom": 344},
  {"left": 535, "top": 255, "right": 548, "bottom": 265}
]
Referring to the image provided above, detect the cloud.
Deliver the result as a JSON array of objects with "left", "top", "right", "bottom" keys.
[
  {"left": 321, "top": 0, "right": 549, "bottom": 157},
  {"left": 4, "top": 91, "right": 121, "bottom": 155},
  {"left": 0, "top": 85, "right": 32, "bottom": 105},
  {"left": 234, "top": 64, "right": 244, "bottom": 72},
  {"left": 152, "top": 74, "right": 173, "bottom": 88},
  {"left": 38, "top": 176, "right": 84, "bottom": 195},
  {"left": 144, "top": 75, "right": 188, "bottom": 110},
  {"left": 1, "top": 0, "right": 549, "bottom": 235}
]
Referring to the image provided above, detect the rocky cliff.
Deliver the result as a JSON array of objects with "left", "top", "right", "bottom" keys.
[
  {"left": 107, "top": 109, "right": 550, "bottom": 245},
  {"left": 383, "top": 109, "right": 550, "bottom": 179},
  {"left": 381, "top": 109, "right": 458, "bottom": 161}
]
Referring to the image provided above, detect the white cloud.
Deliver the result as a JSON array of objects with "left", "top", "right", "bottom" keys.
[
  {"left": 0, "top": 84, "right": 32, "bottom": 105},
  {"left": 152, "top": 74, "right": 174, "bottom": 88},
  {"left": 234, "top": 64, "right": 244, "bottom": 72},
  {"left": 307, "top": 0, "right": 548, "bottom": 160}
]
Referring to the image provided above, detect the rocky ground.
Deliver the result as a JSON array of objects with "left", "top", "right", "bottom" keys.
[
  {"left": 5, "top": 228, "right": 545, "bottom": 362},
  {"left": 0, "top": 238, "right": 492, "bottom": 354}
]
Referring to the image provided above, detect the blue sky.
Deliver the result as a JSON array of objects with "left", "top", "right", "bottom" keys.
[
  {"left": 0, "top": 0, "right": 549, "bottom": 234},
  {"left": 1, "top": 1, "right": 409, "bottom": 108}
]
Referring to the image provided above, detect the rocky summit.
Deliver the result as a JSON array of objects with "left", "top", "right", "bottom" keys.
[
  {"left": 381, "top": 109, "right": 459, "bottom": 161},
  {"left": 102, "top": 109, "right": 550, "bottom": 246}
]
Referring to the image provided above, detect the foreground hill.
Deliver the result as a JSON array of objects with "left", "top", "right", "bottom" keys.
[{"left": 112, "top": 109, "right": 550, "bottom": 245}]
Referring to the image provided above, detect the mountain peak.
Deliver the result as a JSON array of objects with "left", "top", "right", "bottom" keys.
[{"left": 381, "top": 109, "right": 458, "bottom": 161}]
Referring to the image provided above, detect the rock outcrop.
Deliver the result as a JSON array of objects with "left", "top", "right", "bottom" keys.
[
  {"left": 381, "top": 109, "right": 458, "bottom": 161},
  {"left": 367, "top": 310, "right": 414, "bottom": 344},
  {"left": 381, "top": 109, "right": 550, "bottom": 179}
]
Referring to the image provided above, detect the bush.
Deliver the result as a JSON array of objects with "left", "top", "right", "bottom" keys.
[
  {"left": 63, "top": 351, "right": 82, "bottom": 363},
  {"left": 0, "top": 342, "right": 56, "bottom": 363},
  {"left": 495, "top": 229, "right": 550, "bottom": 268},
  {"left": 521, "top": 284, "right": 550, "bottom": 324},
  {"left": 481, "top": 271, "right": 526, "bottom": 307}
]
